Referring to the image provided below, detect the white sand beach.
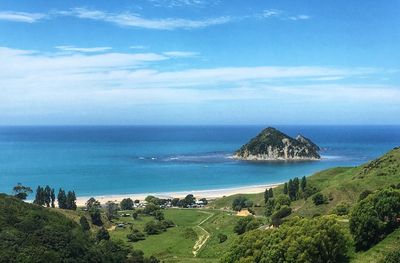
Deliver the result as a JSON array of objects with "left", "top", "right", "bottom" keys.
[{"left": 75, "top": 183, "right": 282, "bottom": 206}]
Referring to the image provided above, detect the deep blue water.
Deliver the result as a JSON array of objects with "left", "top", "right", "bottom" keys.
[{"left": 1, "top": 125, "right": 400, "bottom": 197}]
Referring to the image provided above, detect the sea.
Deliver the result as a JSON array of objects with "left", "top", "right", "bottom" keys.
[{"left": 1, "top": 125, "right": 400, "bottom": 197}]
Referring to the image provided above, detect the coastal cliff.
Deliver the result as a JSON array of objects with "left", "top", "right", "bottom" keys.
[{"left": 233, "top": 127, "right": 321, "bottom": 161}]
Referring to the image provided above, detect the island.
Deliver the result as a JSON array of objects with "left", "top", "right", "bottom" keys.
[{"left": 233, "top": 127, "right": 321, "bottom": 161}]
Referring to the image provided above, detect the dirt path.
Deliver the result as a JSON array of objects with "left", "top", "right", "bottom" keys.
[{"left": 192, "top": 211, "right": 214, "bottom": 257}]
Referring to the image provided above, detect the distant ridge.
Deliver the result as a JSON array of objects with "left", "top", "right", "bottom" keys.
[{"left": 233, "top": 127, "right": 320, "bottom": 161}]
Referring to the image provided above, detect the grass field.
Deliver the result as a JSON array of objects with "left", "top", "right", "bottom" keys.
[{"left": 109, "top": 208, "right": 239, "bottom": 262}]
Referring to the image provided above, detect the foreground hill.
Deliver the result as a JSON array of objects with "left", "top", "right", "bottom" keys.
[
  {"left": 234, "top": 127, "right": 320, "bottom": 161},
  {"left": 0, "top": 194, "right": 149, "bottom": 263}
]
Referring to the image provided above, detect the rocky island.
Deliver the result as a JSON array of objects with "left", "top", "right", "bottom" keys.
[{"left": 233, "top": 127, "right": 321, "bottom": 161}]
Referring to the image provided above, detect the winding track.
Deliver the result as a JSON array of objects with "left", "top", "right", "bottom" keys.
[{"left": 192, "top": 211, "right": 214, "bottom": 257}]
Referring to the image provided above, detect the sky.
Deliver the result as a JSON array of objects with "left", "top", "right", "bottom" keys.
[{"left": 0, "top": 0, "right": 399, "bottom": 125}]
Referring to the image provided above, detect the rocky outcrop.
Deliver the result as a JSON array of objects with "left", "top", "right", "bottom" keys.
[{"left": 233, "top": 127, "right": 320, "bottom": 161}]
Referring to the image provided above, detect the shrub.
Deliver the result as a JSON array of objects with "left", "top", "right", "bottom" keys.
[
  {"left": 332, "top": 202, "right": 350, "bottom": 216},
  {"left": 232, "top": 196, "right": 253, "bottom": 211},
  {"left": 312, "top": 193, "right": 327, "bottom": 205},
  {"left": 271, "top": 206, "right": 292, "bottom": 226},
  {"left": 80, "top": 216, "right": 90, "bottom": 231},
  {"left": 127, "top": 229, "right": 146, "bottom": 242},
  {"left": 120, "top": 198, "right": 134, "bottom": 210},
  {"left": 217, "top": 233, "right": 228, "bottom": 243},
  {"left": 234, "top": 216, "right": 262, "bottom": 235},
  {"left": 383, "top": 251, "right": 400, "bottom": 263},
  {"left": 96, "top": 227, "right": 110, "bottom": 241}
]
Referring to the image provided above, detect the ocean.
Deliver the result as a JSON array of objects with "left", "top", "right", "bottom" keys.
[{"left": 1, "top": 125, "right": 400, "bottom": 197}]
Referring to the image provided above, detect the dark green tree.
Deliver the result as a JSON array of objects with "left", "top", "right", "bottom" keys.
[
  {"left": 184, "top": 194, "right": 195, "bottom": 206},
  {"left": 12, "top": 183, "right": 32, "bottom": 200},
  {"left": 57, "top": 188, "right": 67, "bottom": 209},
  {"left": 154, "top": 210, "right": 164, "bottom": 221},
  {"left": 232, "top": 196, "right": 253, "bottom": 211},
  {"left": 283, "top": 182, "right": 288, "bottom": 195},
  {"left": 233, "top": 216, "right": 262, "bottom": 235},
  {"left": 300, "top": 176, "right": 307, "bottom": 192},
  {"left": 86, "top": 197, "right": 101, "bottom": 210},
  {"left": 218, "top": 233, "right": 228, "bottom": 243},
  {"left": 293, "top": 177, "right": 300, "bottom": 198},
  {"left": 265, "top": 198, "right": 275, "bottom": 217},
  {"left": 50, "top": 188, "right": 55, "bottom": 208},
  {"left": 66, "top": 191, "right": 77, "bottom": 210},
  {"left": 89, "top": 207, "right": 103, "bottom": 226},
  {"left": 132, "top": 210, "right": 138, "bottom": 220},
  {"left": 96, "top": 227, "right": 110, "bottom": 241},
  {"left": 80, "top": 216, "right": 90, "bottom": 231},
  {"left": 120, "top": 198, "right": 134, "bottom": 210},
  {"left": 105, "top": 201, "right": 119, "bottom": 220},
  {"left": 44, "top": 185, "right": 51, "bottom": 207},
  {"left": 264, "top": 188, "right": 269, "bottom": 204},
  {"left": 312, "top": 193, "right": 326, "bottom": 205},
  {"left": 127, "top": 229, "right": 146, "bottom": 242},
  {"left": 34, "top": 186, "right": 45, "bottom": 206}
]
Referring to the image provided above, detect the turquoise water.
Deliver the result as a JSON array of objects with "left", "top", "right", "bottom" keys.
[{"left": 1, "top": 126, "right": 400, "bottom": 197}]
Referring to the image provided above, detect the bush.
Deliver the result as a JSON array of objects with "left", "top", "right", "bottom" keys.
[
  {"left": 223, "top": 216, "right": 349, "bottom": 263},
  {"left": 144, "top": 220, "right": 167, "bottom": 235},
  {"left": 120, "top": 198, "right": 134, "bottom": 210},
  {"left": 312, "top": 193, "right": 327, "bottom": 205},
  {"left": 127, "top": 229, "right": 146, "bottom": 242},
  {"left": 332, "top": 202, "right": 350, "bottom": 216},
  {"left": 89, "top": 207, "right": 103, "bottom": 226},
  {"left": 217, "top": 233, "right": 228, "bottom": 243},
  {"left": 232, "top": 196, "right": 253, "bottom": 211},
  {"left": 154, "top": 210, "right": 164, "bottom": 221},
  {"left": 271, "top": 206, "right": 292, "bottom": 226},
  {"left": 96, "top": 227, "right": 110, "bottom": 241},
  {"left": 274, "top": 195, "right": 291, "bottom": 210},
  {"left": 80, "top": 216, "right": 90, "bottom": 231},
  {"left": 350, "top": 188, "right": 400, "bottom": 250},
  {"left": 234, "top": 216, "right": 262, "bottom": 235},
  {"left": 143, "top": 203, "right": 160, "bottom": 215}
]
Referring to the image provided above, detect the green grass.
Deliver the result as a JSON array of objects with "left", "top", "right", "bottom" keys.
[{"left": 109, "top": 208, "right": 239, "bottom": 262}]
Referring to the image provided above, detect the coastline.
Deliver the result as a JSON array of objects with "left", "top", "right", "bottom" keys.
[{"left": 75, "top": 182, "right": 282, "bottom": 206}]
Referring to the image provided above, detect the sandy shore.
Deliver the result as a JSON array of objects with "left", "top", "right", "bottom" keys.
[{"left": 75, "top": 183, "right": 282, "bottom": 206}]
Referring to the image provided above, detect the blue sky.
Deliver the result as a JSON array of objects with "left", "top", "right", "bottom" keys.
[{"left": 0, "top": 0, "right": 399, "bottom": 125}]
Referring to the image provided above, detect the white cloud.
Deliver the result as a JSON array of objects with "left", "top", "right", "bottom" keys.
[
  {"left": 58, "top": 8, "right": 232, "bottom": 30},
  {"left": 0, "top": 11, "right": 46, "bottom": 23},
  {"left": 130, "top": 45, "right": 148, "bottom": 49},
  {"left": 55, "top": 45, "right": 112, "bottom": 53},
  {"left": 163, "top": 51, "right": 199, "bottom": 58},
  {"left": 148, "top": 0, "right": 209, "bottom": 8},
  {"left": 289, "top": 15, "right": 310, "bottom": 21},
  {"left": 262, "top": 9, "right": 282, "bottom": 18}
]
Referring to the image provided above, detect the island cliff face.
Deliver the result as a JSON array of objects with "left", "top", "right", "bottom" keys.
[{"left": 233, "top": 127, "right": 321, "bottom": 161}]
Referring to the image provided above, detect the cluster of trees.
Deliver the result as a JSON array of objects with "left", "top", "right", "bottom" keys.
[
  {"left": 33, "top": 185, "right": 56, "bottom": 208},
  {"left": 350, "top": 188, "right": 400, "bottom": 250},
  {"left": 127, "top": 228, "right": 146, "bottom": 242},
  {"left": 265, "top": 192, "right": 292, "bottom": 225},
  {"left": 86, "top": 197, "right": 103, "bottom": 226},
  {"left": 283, "top": 176, "right": 307, "bottom": 200},
  {"left": 233, "top": 216, "right": 263, "bottom": 235},
  {"left": 57, "top": 188, "right": 77, "bottom": 210},
  {"left": 144, "top": 219, "right": 174, "bottom": 235},
  {"left": 0, "top": 193, "right": 159, "bottom": 263},
  {"left": 232, "top": 196, "right": 253, "bottom": 211},
  {"left": 223, "top": 216, "right": 349, "bottom": 263}
]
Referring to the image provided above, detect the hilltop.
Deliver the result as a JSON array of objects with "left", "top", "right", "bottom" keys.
[{"left": 234, "top": 127, "right": 320, "bottom": 160}]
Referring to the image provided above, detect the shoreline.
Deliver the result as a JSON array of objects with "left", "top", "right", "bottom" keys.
[{"left": 75, "top": 182, "right": 282, "bottom": 206}]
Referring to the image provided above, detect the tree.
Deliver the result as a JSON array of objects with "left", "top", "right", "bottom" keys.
[
  {"left": 96, "top": 227, "right": 110, "bottom": 241},
  {"left": 232, "top": 196, "right": 253, "bottom": 211},
  {"left": 300, "top": 176, "right": 307, "bottom": 192},
  {"left": 80, "top": 216, "right": 90, "bottom": 231},
  {"left": 12, "top": 183, "right": 32, "bottom": 200},
  {"left": 293, "top": 177, "right": 300, "bottom": 197},
  {"left": 154, "top": 210, "right": 164, "bottom": 221},
  {"left": 143, "top": 203, "right": 160, "bottom": 215},
  {"left": 350, "top": 188, "right": 400, "bottom": 250},
  {"left": 86, "top": 197, "right": 101, "bottom": 210},
  {"left": 66, "top": 191, "right": 77, "bottom": 210},
  {"left": 358, "top": 189, "right": 372, "bottom": 202},
  {"left": 234, "top": 216, "right": 262, "bottom": 235},
  {"left": 274, "top": 194, "right": 291, "bottom": 210},
  {"left": 283, "top": 182, "right": 288, "bottom": 195},
  {"left": 223, "top": 216, "right": 349, "bottom": 263},
  {"left": 217, "top": 233, "right": 228, "bottom": 243},
  {"left": 171, "top": 198, "right": 180, "bottom": 207},
  {"left": 199, "top": 198, "right": 208, "bottom": 205},
  {"left": 90, "top": 207, "right": 103, "bottom": 226},
  {"left": 105, "top": 201, "right": 119, "bottom": 220},
  {"left": 184, "top": 194, "right": 195, "bottom": 206},
  {"left": 132, "top": 210, "right": 138, "bottom": 220},
  {"left": 34, "top": 186, "right": 45, "bottom": 206},
  {"left": 271, "top": 206, "right": 292, "bottom": 226},
  {"left": 264, "top": 188, "right": 269, "bottom": 203},
  {"left": 120, "top": 198, "right": 134, "bottom": 210},
  {"left": 57, "top": 188, "right": 67, "bottom": 209},
  {"left": 265, "top": 198, "right": 275, "bottom": 217},
  {"left": 288, "top": 179, "right": 295, "bottom": 200},
  {"left": 127, "top": 229, "right": 146, "bottom": 242},
  {"left": 145, "top": 195, "right": 161, "bottom": 205},
  {"left": 144, "top": 221, "right": 164, "bottom": 235},
  {"left": 268, "top": 188, "right": 273, "bottom": 198},
  {"left": 312, "top": 193, "right": 326, "bottom": 205},
  {"left": 50, "top": 188, "right": 55, "bottom": 208},
  {"left": 44, "top": 185, "right": 51, "bottom": 207}
]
